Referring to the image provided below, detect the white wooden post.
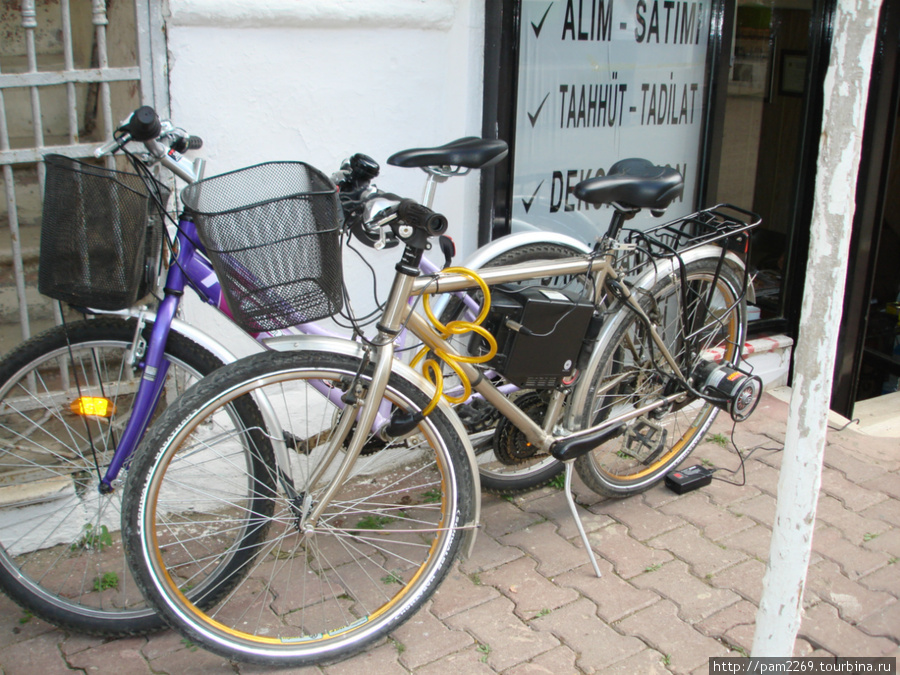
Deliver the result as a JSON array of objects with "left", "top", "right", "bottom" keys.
[{"left": 751, "top": 0, "right": 883, "bottom": 656}]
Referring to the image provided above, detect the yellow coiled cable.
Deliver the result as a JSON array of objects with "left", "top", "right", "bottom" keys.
[{"left": 412, "top": 267, "right": 498, "bottom": 415}]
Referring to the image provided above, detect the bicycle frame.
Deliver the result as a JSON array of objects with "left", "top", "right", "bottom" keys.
[{"left": 297, "top": 239, "right": 749, "bottom": 529}]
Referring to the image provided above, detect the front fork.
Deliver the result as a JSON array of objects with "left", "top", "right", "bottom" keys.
[{"left": 298, "top": 263, "right": 415, "bottom": 528}]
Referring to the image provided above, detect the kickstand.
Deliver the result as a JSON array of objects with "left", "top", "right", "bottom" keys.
[{"left": 564, "top": 462, "right": 602, "bottom": 578}]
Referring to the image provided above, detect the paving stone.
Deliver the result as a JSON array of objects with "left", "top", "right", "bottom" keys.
[
  {"left": 861, "top": 472, "right": 900, "bottom": 501},
  {"left": 480, "top": 495, "right": 546, "bottom": 538},
  {"left": 827, "top": 433, "right": 900, "bottom": 471},
  {"left": 741, "top": 461, "right": 783, "bottom": 497},
  {"left": 391, "top": 606, "right": 472, "bottom": 670},
  {"left": 530, "top": 597, "right": 645, "bottom": 672},
  {"left": 686, "top": 441, "right": 740, "bottom": 469},
  {"left": 630, "top": 560, "right": 741, "bottom": 622},
  {"left": 857, "top": 600, "right": 900, "bottom": 644},
  {"left": 661, "top": 492, "right": 755, "bottom": 542},
  {"left": 503, "top": 644, "right": 579, "bottom": 675},
  {"left": 0, "top": 631, "right": 73, "bottom": 675},
  {"left": 821, "top": 468, "right": 889, "bottom": 512},
  {"left": 500, "top": 519, "right": 594, "bottom": 578},
  {"left": 751, "top": 446, "right": 787, "bottom": 470},
  {"left": 722, "top": 621, "right": 755, "bottom": 656},
  {"left": 824, "top": 446, "right": 890, "bottom": 483},
  {"left": 648, "top": 523, "right": 749, "bottom": 577},
  {"left": 858, "top": 563, "right": 900, "bottom": 595},
  {"left": 696, "top": 599, "right": 758, "bottom": 642},
  {"left": 429, "top": 564, "right": 499, "bottom": 620},
  {"left": 601, "top": 648, "right": 672, "bottom": 674},
  {"left": 59, "top": 632, "right": 108, "bottom": 659},
  {"left": 141, "top": 630, "right": 190, "bottom": 661},
  {"left": 478, "top": 556, "right": 579, "bottom": 620},
  {"left": 595, "top": 497, "right": 686, "bottom": 541},
  {"left": 459, "top": 530, "right": 523, "bottom": 575},
  {"left": 242, "top": 659, "right": 323, "bottom": 674},
  {"left": 444, "top": 595, "right": 558, "bottom": 671},
  {"left": 321, "top": 641, "right": 406, "bottom": 675},
  {"left": 702, "top": 470, "right": 763, "bottom": 507},
  {"left": 710, "top": 558, "right": 767, "bottom": 604},
  {"left": 555, "top": 558, "right": 660, "bottom": 623},
  {"left": 861, "top": 499, "right": 900, "bottom": 528},
  {"left": 719, "top": 523, "right": 774, "bottom": 562},
  {"left": 732, "top": 492, "right": 779, "bottom": 529},
  {"left": 812, "top": 525, "right": 893, "bottom": 580},
  {"left": 0, "top": 598, "right": 58, "bottom": 651},
  {"left": 805, "top": 560, "right": 896, "bottom": 624},
  {"left": 147, "top": 642, "right": 238, "bottom": 674},
  {"left": 799, "top": 602, "right": 898, "bottom": 657},
  {"left": 814, "top": 494, "right": 893, "bottom": 543},
  {"left": 67, "top": 636, "right": 155, "bottom": 674},
  {"left": 615, "top": 599, "right": 730, "bottom": 673},
  {"left": 521, "top": 490, "right": 613, "bottom": 541},
  {"left": 586, "top": 523, "right": 673, "bottom": 579},
  {"left": 642, "top": 483, "right": 684, "bottom": 509},
  {"left": 861, "top": 527, "right": 900, "bottom": 558},
  {"left": 413, "top": 645, "right": 495, "bottom": 675}
]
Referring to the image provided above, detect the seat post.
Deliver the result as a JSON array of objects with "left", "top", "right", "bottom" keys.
[{"left": 605, "top": 207, "right": 637, "bottom": 240}]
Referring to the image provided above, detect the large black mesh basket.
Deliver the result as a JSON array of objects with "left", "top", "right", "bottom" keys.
[
  {"left": 38, "top": 154, "right": 168, "bottom": 310},
  {"left": 181, "top": 161, "right": 343, "bottom": 332}
]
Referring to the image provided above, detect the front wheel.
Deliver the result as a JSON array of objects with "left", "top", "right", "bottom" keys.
[
  {"left": 122, "top": 349, "right": 474, "bottom": 668},
  {"left": 574, "top": 258, "right": 747, "bottom": 498}
]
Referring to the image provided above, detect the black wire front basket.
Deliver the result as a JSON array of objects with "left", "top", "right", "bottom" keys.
[
  {"left": 38, "top": 154, "right": 168, "bottom": 310},
  {"left": 181, "top": 161, "right": 343, "bottom": 332}
]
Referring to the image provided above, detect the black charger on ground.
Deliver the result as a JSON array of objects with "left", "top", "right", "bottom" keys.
[{"left": 664, "top": 464, "right": 714, "bottom": 494}]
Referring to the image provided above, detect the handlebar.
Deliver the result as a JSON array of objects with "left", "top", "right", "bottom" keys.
[{"left": 94, "top": 106, "right": 205, "bottom": 183}]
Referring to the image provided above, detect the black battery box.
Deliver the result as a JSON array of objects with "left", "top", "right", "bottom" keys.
[{"left": 471, "top": 285, "right": 594, "bottom": 388}]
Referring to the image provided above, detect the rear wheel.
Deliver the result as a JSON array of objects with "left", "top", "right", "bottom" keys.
[
  {"left": 0, "top": 318, "right": 226, "bottom": 635},
  {"left": 123, "top": 349, "right": 474, "bottom": 667},
  {"left": 574, "top": 259, "right": 746, "bottom": 498}
]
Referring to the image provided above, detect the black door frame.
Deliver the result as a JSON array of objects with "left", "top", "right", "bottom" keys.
[{"left": 830, "top": 0, "right": 900, "bottom": 417}]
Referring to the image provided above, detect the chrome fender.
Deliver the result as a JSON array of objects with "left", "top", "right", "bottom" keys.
[
  {"left": 459, "top": 231, "right": 592, "bottom": 269},
  {"left": 264, "top": 334, "right": 482, "bottom": 556},
  {"left": 427, "top": 231, "right": 593, "bottom": 316},
  {"left": 98, "top": 308, "right": 248, "bottom": 366},
  {"left": 566, "top": 245, "right": 749, "bottom": 429}
]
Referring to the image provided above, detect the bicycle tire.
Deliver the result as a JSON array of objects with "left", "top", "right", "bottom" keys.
[
  {"left": 442, "top": 241, "right": 587, "bottom": 494},
  {"left": 574, "top": 258, "right": 747, "bottom": 497},
  {"left": 0, "top": 317, "right": 227, "bottom": 635},
  {"left": 122, "top": 348, "right": 474, "bottom": 668}
]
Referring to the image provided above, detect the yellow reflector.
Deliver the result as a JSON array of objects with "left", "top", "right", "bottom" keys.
[{"left": 70, "top": 397, "right": 115, "bottom": 418}]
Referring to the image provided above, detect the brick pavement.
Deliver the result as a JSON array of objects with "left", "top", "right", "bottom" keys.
[{"left": 0, "top": 393, "right": 897, "bottom": 674}]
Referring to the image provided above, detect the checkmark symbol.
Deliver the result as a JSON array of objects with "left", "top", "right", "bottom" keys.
[
  {"left": 527, "top": 93, "right": 551, "bottom": 127},
  {"left": 522, "top": 181, "right": 544, "bottom": 213},
  {"left": 532, "top": 3, "right": 553, "bottom": 38}
]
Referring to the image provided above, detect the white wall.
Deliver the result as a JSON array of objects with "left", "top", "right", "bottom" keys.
[{"left": 164, "top": 0, "right": 488, "bottom": 348}]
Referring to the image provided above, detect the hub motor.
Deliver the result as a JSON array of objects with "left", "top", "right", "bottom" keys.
[{"left": 694, "top": 361, "right": 763, "bottom": 422}]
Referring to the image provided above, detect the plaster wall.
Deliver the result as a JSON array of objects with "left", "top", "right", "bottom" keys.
[{"left": 164, "top": 0, "right": 487, "bottom": 348}]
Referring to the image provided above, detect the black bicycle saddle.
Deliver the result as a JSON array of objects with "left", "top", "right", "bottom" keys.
[
  {"left": 388, "top": 137, "right": 508, "bottom": 170},
  {"left": 574, "top": 158, "right": 684, "bottom": 212}
]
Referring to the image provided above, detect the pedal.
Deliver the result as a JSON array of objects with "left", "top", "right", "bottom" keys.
[{"left": 621, "top": 417, "right": 668, "bottom": 465}]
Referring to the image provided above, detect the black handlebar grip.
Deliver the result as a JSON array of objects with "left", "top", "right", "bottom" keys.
[
  {"left": 171, "top": 135, "right": 204, "bottom": 153},
  {"left": 126, "top": 106, "right": 162, "bottom": 142},
  {"left": 398, "top": 199, "right": 449, "bottom": 236}
]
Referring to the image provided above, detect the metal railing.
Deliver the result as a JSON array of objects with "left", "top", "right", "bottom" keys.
[{"left": 0, "top": 0, "right": 166, "bottom": 343}]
